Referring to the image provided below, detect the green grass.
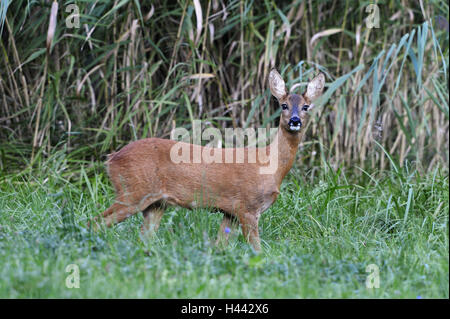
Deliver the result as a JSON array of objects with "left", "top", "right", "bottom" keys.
[{"left": 0, "top": 158, "right": 448, "bottom": 298}]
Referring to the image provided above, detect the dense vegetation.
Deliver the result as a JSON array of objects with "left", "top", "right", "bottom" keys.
[{"left": 0, "top": 0, "right": 448, "bottom": 173}]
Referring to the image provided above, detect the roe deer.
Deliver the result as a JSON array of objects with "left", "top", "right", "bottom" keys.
[{"left": 93, "top": 69, "right": 325, "bottom": 251}]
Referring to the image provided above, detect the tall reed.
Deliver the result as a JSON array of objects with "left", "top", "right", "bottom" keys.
[{"left": 0, "top": 0, "right": 448, "bottom": 177}]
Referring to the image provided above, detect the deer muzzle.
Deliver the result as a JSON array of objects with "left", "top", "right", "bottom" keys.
[{"left": 288, "top": 106, "right": 302, "bottom": 131}]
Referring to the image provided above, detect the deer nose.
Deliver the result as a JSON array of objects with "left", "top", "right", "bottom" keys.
[{"left": 288, "top": 116, "right": 302, "bottom": 127}]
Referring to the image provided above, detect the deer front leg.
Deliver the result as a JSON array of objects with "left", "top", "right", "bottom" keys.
[
  {"left": 141, "top": 204, "right": 165, "bottom": 236},
  {"left": 215, "top": 213, "right": 239, "bottom": 247},
  {"left": 239, "top": 212, "right": 261, "bottom": 252}
]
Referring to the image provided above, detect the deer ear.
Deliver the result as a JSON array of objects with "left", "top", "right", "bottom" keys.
[
  {"left": 304, "top": 73, "right": 325, "bottom": 103},
  {"left": 269, "top": 69, "right": 287, "bottom": 100}
]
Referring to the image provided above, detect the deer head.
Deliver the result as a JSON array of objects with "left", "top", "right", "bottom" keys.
[{"left": 269, "top": 69, "right": 325, "bottom": 133}]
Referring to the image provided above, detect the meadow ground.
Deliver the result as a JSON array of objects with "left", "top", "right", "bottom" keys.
[{"left": 0, "top": 157, "right": 448, "bottom": 298}]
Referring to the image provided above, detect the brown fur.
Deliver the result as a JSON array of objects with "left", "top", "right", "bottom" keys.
[{"left": 93, "top": 70, "right": 325, "bottom": 251}]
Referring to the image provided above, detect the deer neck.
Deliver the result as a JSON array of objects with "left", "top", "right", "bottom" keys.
[{"left": 270, "top": 126, "right": 303, "bottom": 186}]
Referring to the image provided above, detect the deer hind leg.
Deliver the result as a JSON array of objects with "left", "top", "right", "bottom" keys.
[
  {"left": 100, "top": 202, "right": 120, "bottom": 218},
  {"left": 239, "top": 212, "right": 261, "bottom": 252},
  {"left": 215, "top": 213, "right": 239, "bottom": 247},
  {"left": 92, "top": 188, "right": 137, "bottom": 224},
  {"left": 90, "top": 202, "right": 128, "bottom": 230},
  {"left": 102, "top": 202, "right": 140, "bottom": 227},
  {"left": 141, "top": 203, "right": 165, "bottom": 236},
  {"left": 91, "top": 186, "right": 163, "bottom": 230}
]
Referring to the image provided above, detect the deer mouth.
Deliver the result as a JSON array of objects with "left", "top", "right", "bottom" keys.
[
  {"left": 287, "top": 116, "right": 302, "bottom": 132},
  {"left": 287, "top": 123, "right": 302, "bottom": 132}
]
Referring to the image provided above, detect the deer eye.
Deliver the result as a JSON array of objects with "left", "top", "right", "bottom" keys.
[
  {"left": 281, "top": 104, "right": 288, "bottom": 110},
  {"left": 302, "top": 105, "right": 309, "bottom": 111}
]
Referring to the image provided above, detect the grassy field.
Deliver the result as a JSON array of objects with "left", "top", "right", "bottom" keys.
[{"left": 0, "top": 156, "right": 447, "bottom": 298}]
